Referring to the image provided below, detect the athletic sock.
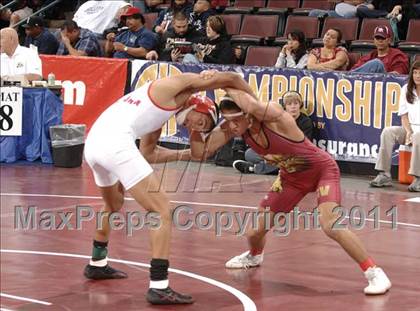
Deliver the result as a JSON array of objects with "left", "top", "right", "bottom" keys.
[
  {"left": 150, "top": 258, "right": 169, "bottom": 289},
  {"left": 250, "top": 248, "right": 263, "bottom": 256},
  {"left": 359, "top": 257, "right": 376, "bottom": 272},
  {"left": 90, "top": 240, "right": 108, "bottom": 267}
]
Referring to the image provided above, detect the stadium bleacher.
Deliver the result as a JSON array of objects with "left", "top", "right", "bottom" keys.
[{"left": 3, "top": 0, "right": 418, "bottom": 67}]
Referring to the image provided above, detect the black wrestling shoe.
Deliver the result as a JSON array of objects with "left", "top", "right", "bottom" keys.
[
  {"left": 146, "top": 287, "right": 194, "bottom": 305},
  {"left": 233, "top": 160, "right": 254, "bottom": 174},
  {"left": 84, "top": 264, "right": 128, "bottom": 280}
]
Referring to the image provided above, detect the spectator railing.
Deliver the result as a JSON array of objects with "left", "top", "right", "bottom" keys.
[
  {"left": 11, "top": 0, "right": 63, "bottom": 27},
  {"left": 0, "top": 0, "right": 19, "bottom": 10}
]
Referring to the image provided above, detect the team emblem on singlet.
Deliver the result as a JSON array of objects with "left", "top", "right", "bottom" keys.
[
  {"left": 317, "top": 185, "right": 331, "bottom": 197},
  {"left": 263, "top": 154, "right": 307, "bottom": 173},
  {"left": 271, "top": 175, "right": 283, "bottom": 192}
]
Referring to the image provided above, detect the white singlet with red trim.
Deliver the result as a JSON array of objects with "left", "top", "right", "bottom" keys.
[
  {"left": 84, "top": 81, "right": 180, "bottom": 190},
  {"left": 89, "top": 81, "right": 178, "bottom": 138}
]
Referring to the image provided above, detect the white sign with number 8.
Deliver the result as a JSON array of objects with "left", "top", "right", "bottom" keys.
[{"left": 0, "top": 86, "right": 23, "bottom": 136}]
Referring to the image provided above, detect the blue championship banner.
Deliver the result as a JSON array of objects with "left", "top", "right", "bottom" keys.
[{"left": 132, "top": 61, "right": 407, "bottom": 163}]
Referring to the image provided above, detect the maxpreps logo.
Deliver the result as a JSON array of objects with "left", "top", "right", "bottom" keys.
[{"left": 61, "top": 80, "right": 86, "bottom": 106}]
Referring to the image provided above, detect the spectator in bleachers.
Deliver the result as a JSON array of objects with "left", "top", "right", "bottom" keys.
[
  {"left": 356, "top": 0, "right": 403, "bottom": 18},
  {"left": 8, "top": 0, "right": 33, "bottom": 27},
  {"left": 351, "top": 25, "right": 408, "bottom": 74},
  {"left": 232, "top": 91, "right": 314, "bottom": 174},
  {"left": 370, "top": 60, "right": 420, "bottom": 192},
  {"left": 153, "top": 0, "right": 193, "bottom": 35},
  {"left": 144, "top": 0, "right": 165, "bottom": 13},
  {"left": 189, "top": 0, "right": 215, "bottom": 35},
  {"left": 233, "top": 45, "right": 246, "bottom": 65},
  {"left": 105, "top": 7, "right": 157, "bottom": 59},
  {"left": 23, "top": 16, "right": 59, "bottom": 55},
  {"left": 309, "top": 1, "right": 371, "bottom": 18},
  {"left": 275, "top": 30, "right": 309, "bottom": 69},
  {"left": 307, "top": 28, "right": 349, "bottom": 71},
  {"left": 1, "top": 27, "right": 42, "bottom": 82},
  {"left": 73, "top": 1, "right": 132, "bottom": 38},
  {"left": 398, "top": 0, "right": 420, "bottom": 40},
  {"left": 57, "top": 20, "right": 103, "bottom": 57},
  {"left": 183, "top": 15, "right": 233, "bottom": 64},
  {"left": 1, "top": 6, "right": 13, "bottom": 29},
  {"left": 146, "top": 11, "right": 204, "bottom": 62},
  {"left": 414, "top": 0, "right": 420, "bottom": 13},
  {"left": 357, "top": 1, "right": 418, "bottom": 42}
]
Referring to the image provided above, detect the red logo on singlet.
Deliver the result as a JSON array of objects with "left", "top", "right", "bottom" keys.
[{"left": 123, "top": 96, "right": 141, "bottom": 106}]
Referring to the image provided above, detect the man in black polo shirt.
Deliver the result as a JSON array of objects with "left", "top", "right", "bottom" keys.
[
  {"left": 146, "top": 11, "right": 204, "bottom": 62},
  {"left": 23, "top": 16, "right": 59, "bottom": 55}
]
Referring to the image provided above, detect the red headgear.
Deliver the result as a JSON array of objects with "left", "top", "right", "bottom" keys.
[{"left": 176, "top": 94, "right": 218, "bottom": 126}]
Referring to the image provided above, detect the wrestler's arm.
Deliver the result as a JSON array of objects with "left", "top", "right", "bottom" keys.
[
  {"left": 189, "top": 122, "right": 234, "bottom": 161},
  {"left": 188, "top": 71, "right": 256, "bottom": 98},
  {"left": 225, "top": 88, "right": 285, "bottom": 123},
  {"left": 150, "top": 71, "right": 256, "bottom": 109},
  {"left": 225, "top": 88, "right": 305, "bottom": 140},
  {"left": 140, "top": 128, "right": 191, "bottom": 163}
]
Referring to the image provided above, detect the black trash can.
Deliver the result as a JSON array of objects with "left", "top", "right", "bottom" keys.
[{"left": 49, "top": 124, "right": 86, "bottom": 168}]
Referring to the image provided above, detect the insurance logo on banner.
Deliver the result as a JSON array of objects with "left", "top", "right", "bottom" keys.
[
  {"left": 0, "top": 86, "right": 23, "bottom": 136},
  {"left": 131, "top": 61, "right": 408, "bottom": 163}
]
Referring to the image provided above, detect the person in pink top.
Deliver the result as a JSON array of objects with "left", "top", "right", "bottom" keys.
[{"left": 351, "top": 25, "right": 409, "bottom": 74}]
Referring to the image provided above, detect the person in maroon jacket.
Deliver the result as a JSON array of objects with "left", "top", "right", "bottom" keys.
[{"left": 351, "top": 25, "right": 409, "bottom": 74}]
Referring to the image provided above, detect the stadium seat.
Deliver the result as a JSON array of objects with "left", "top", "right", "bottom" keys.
[
  {"left": 312, "top": 17, "right": 359, "bottom": 48},
  {"left": 213, "top": 0, "right": 230, "bottom": 8},
  {"left": 258, "top": 0, "right": 300, "bottom": 14},
  {"left": 222, "top": 14, "right": 242, "bottom": 35},
  {"left": 404, "top": 19, "right": 420, "bottom": 43},
  {"left": 293, "top": 0, "right": 334, "bottom": 16},
  {"left": 350, "top": 18, "right": 392, "bottom": 54},
  {"left": 244, "top": 46, "right": 282, "bottom": 66},
  {"left": 347, "top": 52, "right": 361, "bottom": 70},
  {"left": 273, "top": 15, "right": 320, "bottom": 46},
  {"left": 398, "top": 19, "right": 420, "bottom": 55},
  {"left": 231, "top": 14, "right": 279, "bottom": 45},
  {"left": 257, "top": 0, "right": 300, "bottom": 35},
  {"left": 223, "top": 0, "right": 266, "bottom": 14},
  {"left": 143, "top": 13, "right": 158, "bottom": 31}
]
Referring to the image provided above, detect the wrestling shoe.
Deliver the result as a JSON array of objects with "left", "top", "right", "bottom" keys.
[
  {"left": 233, "top": 160, "right": 254, "bottom": 174},
  {"left": 146, "top": 287, "right": 194, "bottom": 305},
  {"left": 84, "top": 264, "right": 128, "bottom": 280},
  {"left": 364, "top": 267, "right": 392, "bottom": 295},
  {"left": 225, "top": 251, "right": 263, "bottom": 269}
]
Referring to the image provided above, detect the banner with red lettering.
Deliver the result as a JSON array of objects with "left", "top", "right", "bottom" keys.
[{"left": 40, "top": 55, "right": 128, "bottom": 131}]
